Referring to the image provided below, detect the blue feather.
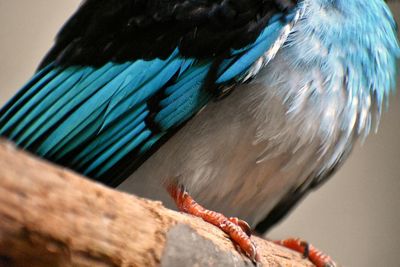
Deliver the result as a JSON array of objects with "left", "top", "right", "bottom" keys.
[
  {"left": 217, "top": 19, "right": 285, "bottom": 83},
  {"left": 0, "top": 12, "right": 295, "bottom": 183},
  {"left": 72, "top": 107, "right": 149, "bottom": 167},
  {"left": 85, "top": 123, "right": 151, "bottom": 176},
  {"left": 0, "top": 64, "right": 56, "bottom": 126}
]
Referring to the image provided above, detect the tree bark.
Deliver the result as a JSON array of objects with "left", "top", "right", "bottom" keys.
[{"left": 0, "top": 140, "right": 313, "bottom": 267}]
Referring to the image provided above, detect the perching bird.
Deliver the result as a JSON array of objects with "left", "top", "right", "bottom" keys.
[{"left": 0, "top": 0, "right": 399, "bottom": 265}]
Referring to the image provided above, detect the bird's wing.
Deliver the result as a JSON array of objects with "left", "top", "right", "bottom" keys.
[
  {"left": 0, "top": 0, "right": 301, "bottom": 186},
  {"left": 37, "top": 0, "right": 298, "bottom": 68}
]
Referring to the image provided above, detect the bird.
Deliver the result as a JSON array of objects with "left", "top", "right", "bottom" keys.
[{"left": 0, "top": 0, "right": 399, "bottom": 265}]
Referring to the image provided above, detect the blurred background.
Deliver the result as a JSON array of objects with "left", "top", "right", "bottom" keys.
[{"left": 0, "top": 1, "right": 399, "bottom": 266}]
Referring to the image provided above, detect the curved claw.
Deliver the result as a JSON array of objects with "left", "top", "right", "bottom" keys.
[
  {"left": 274, "top": 238, "right": 337, "bottom": 267},
  {"left": 224, "top": 219, "right": 259, "bottom": 262},
  {"left": 168, "top": 185, "right": 259, "bottom": 263},
  {"left": 229, "top": 217, "right": 252, "bottom": 237}
]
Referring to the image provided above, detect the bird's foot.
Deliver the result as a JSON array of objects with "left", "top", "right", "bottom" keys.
[
  {"left": 228, "top": 217, "right": 252, "bottom": 237},
  {"left": 274, "top": 238, "right": 337, "bottom": 267},
  {"left": 168, "top": 185, "right": 259, "bottom": 263}
]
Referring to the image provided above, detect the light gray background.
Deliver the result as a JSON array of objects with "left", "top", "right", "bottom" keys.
[{"left": 0, "top": 1, "right": 399, "bottom": 266}]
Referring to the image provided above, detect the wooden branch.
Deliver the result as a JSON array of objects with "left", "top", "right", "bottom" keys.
[{"left": 0, "top": 140, "right": 313, "bottom": 267}]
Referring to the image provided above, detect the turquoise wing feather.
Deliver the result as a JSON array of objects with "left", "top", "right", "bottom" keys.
[{"left": 0, "top": 15, "right": 288, "bottom": 186}]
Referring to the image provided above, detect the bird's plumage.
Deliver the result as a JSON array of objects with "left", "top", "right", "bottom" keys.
[
  {"left": 0, "top": 0, "right": 298, "bottom": 186},
  {"left": 0, "top": 0, "right": 399, "bottom": 232},
  {"left": 38, "top": 0, "right": 297, "bottom": 68}
]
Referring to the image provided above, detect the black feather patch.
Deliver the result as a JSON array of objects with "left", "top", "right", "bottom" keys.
[{"left": 38, "top": 0, "right": 298, "bottom": 69}]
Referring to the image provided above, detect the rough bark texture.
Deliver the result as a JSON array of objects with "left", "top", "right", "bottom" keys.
[{"left": 0, "top": 140, "right": 314, "bottom": 267}]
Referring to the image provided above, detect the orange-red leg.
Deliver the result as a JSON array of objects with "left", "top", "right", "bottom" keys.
[
  {"left": 274, "top": 238, "right": 337, "bottom": 267},
  {"left": 167, "top": 185, "right": 259, "bottom": 262}
]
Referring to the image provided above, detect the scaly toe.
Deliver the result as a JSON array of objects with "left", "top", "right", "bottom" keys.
[
  {"left": 223, "top": 219, "right": 259, "bottom": 262},
  {"left": 168, "top": 184, "right": 260, "bottom": 263},
  {"left": 229, "top": 217, "right": 252, "bottom": 237},
  {"left": 274, "top": 238, "right": 337, "bottom": 267}
]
